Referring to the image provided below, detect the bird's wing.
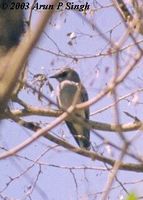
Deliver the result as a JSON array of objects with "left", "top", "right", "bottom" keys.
[
  {"left": 66, "top": 120, "right": 90, "bottom": 148},
  {"left": 66, "top": 121, "right": 82, "bottom": 146},
  {"left": 80, "top": 85, "right": 89, "bottom": 120},
  {"left": 66, "top": 84, "right": 90, "bottom": 149}
]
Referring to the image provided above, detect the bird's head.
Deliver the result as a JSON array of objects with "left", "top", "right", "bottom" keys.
[{"left": 49, "top": 68, "right": 80, "bottom": 83}]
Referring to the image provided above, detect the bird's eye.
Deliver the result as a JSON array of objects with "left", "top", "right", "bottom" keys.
[{"left": 61, "top": 72, "right": 67, "bottom": 77}]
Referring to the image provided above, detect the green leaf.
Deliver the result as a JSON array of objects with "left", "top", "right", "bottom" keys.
[{"left": 126, "top": 192, "right": 138, "bottom": 200}]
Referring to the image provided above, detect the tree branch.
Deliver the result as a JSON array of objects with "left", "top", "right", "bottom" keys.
[{"left": 4, "top": 106, "right": 142, "bottom": 133}]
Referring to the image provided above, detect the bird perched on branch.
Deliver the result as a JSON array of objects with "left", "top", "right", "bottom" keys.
[{"left": 50, "top": 68, "right": 90, "bottom": 149}]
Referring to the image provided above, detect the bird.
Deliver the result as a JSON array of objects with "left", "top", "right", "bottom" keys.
[{"left": 49, "top": 67, "right": 90, "bottom": 149}]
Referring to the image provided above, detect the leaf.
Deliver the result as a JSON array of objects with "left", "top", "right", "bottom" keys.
[{"left": 125, "top": 192, "right": 138, "bottom": 200}]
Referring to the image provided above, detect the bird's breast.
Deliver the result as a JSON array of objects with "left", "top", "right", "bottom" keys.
[{"left": 57, "top": 81, "right": 80, "bottom": 109}]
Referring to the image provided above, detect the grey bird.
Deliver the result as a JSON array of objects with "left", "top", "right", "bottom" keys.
[{"left": 50, "top": 68, "right": 90, "bottom": 149}]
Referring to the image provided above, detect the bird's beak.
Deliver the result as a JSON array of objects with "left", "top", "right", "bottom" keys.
[
  {"left": 49, "top": 74, "right": 56, "bottom": 78},
  {"left": 49, "top": 72, "right": 60, "bottom": 79}
]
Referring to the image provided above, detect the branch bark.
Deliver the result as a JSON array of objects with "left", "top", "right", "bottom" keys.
[{"left": 3, "top": 106, "right": 142, "bottom": 133}]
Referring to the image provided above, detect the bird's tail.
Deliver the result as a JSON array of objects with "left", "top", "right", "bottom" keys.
[{"left": 75, "top": 135, "right": 91, "bottom": 150}]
